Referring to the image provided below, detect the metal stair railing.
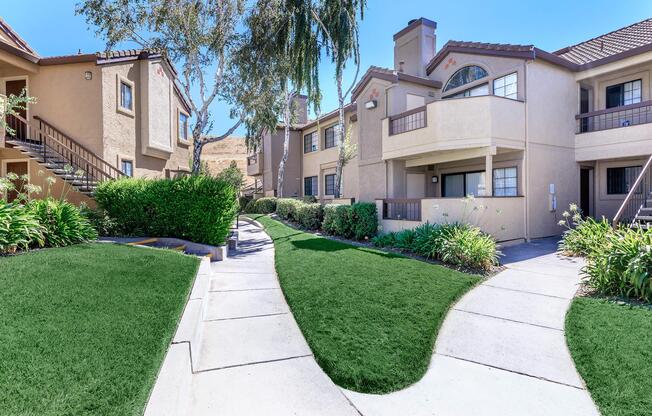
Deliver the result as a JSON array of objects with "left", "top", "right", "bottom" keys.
[{"left": 612, "top": 154, "right": 652, "bottom": 227}]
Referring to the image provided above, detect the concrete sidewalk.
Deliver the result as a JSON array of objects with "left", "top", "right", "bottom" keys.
[
  {"left": 343, "top": 237, "right": 600, "bottom": 416},
  {"left": 147, "top": 219, "right": 360, "bottom": 416}
]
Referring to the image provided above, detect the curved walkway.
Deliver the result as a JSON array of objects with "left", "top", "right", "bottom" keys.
[
  {"left": 343, "top": 237, "right": 600, "bottom": 416},
  {"left": 186, "top": 219, "right": 359, "bottom": 415}
]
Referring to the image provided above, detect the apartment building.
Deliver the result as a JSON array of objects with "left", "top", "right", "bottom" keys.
[
  {"left": 0, "top": 17, "right": 191, "bottom": 205},
  {"left": 250, "top": 17, "right": 652, "bottom": 242}
]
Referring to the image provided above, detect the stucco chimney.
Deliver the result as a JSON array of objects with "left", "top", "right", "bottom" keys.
[
  {"left": 393, "top": 18, "right": 437, "bottom": 77},
  {"left": 292, "top": 94, "right": 308, "bottom": 124}
]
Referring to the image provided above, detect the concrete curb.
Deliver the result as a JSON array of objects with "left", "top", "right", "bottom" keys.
[{"left": 144, "top": 257, "right": 212, "bottom": 416}]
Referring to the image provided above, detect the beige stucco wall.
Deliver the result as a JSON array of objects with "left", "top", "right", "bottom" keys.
[
  {"left": 428, "top": 52, "right": 526, "bottom": 101},
  {"left": 376, "top": 196, "right": 525, "bottom": 242},
  {"left": 261, "top": 128, "right": 302, "bottom": 197},
  {"left": 300, "top": 112, "right": 358, "bottom": 201},
  {"left": 386, "top": 81, "right": 437, "bottom": 116},
  {"left": 382, "top": 95, "right": 526, "bottom": 160},
  {"left": 28, "top": 62, "right": 104, "bottom": 155},
  {"left": 524, "top": 60, "right": 579, "bottom": 238},
  {"left": 101, "top": 60, "right": 190, "bottom": 178}
]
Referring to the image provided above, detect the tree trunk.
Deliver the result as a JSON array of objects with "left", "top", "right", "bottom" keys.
[
  {"left": 276, "top": 88, "right": 292, "bottom": 198},
  {"left": 334, "top": 71, "right": 346, "bottom": 199},
  {"left": 191, "top": 134, "right": 204, "bottom": 175}
]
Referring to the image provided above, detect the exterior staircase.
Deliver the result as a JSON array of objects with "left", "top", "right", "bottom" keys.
[
  {"left": 4, "top": 114, "right": 123, "bottom": 196},
  {"left": 613, "top": 154, "right": 652, "bottom": 228}
]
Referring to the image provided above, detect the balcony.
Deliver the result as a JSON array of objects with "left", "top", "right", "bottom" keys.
[
  {"left": 246, "top": 152, "right": 263, "bottom": 176},
  {"left": 575, "top": 101, "right": 652, "bottom": 161},
  {"left": 382, "top": 96, "right": 526, "bottom": 161}
]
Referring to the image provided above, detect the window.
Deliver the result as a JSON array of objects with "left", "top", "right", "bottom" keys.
[
  {"left": 304, "top": 132, "right": 318, "bottom": 153},
  {"left": 493, "top": 73, "right": 518, "bottom": 100},
  {"left": 304, "top": 176, "right": 318, "bottom": 196},
  {"left": 121, "top": 160, "right": 134, "bottom": 177},
  {"left": 442, "top": 171, "right": 486, "bottom": 197},
  {"left": 120, "top": 81, "right": 133, "bottom": 111},
  {"left": 606, "top": 79, "right": 641, "bottom": 109},
  {"left": 493, "top": 167, "right": 518, "bottom": 196},
  {"left": 443, "top": 65, "right": 488, "bottom": 92},
  {"left": 178, "top": 112, "right": 189, "bottom": 142},
  {"left": 324, "top": 125, "right": 339, "bottom": 149},
  {"left": 325, "top": 174, "right": 336, "bottom": 195},
  {"left": 607, "top": 166, "right": 641, "bottom": 194},
  {"left": 444, "top": 83, "right": 489, "bottom": 99}
]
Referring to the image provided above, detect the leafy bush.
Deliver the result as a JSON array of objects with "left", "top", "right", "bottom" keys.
[
  {"left": 322, "top": 204, "right": 339, "bottom": 234},
  {"left": 276, "top": 198, "right": 303, "bottom": 221},
  {"left": 216, "top": 160, "right": 244, "bottom": 190},
  {"left": 296, "top": 203, "right": 323, "bottom": 230},
  {"left": 394, "top": 229, "right": 416, "bottom": 251},
  {"left": 439, "top": 224, "right": 499, "bottom": 271},
  {"left": 333, "top": 205, "right": 353, "bottom": 238},
  {"left": 559, "top": 204, "right": 611, "bottom": 256},
  {"left": 253, "top": 197, "right": 277, "bottom": 214},
  {"left": 243, "top": 199, "right": 256, "bottom": 214},
  {"left": 372, "top": 221, "right": 499, "bottom": 271},
  {"left": 0, "top": 203, "right": 44, "bottom": 254},
  {"left": 583, "top": 228, "right": 652, "bottom": 303},
  {"left": 79, "top": 205, "right": 117, "bottom": 237},
  {"left": 301, "top": 195, "right": 317, "bottom": 203},
  {"left": 28, "top": 198, "right": 98, "bottom": 247},
  {"left": 238, "top": 196, "right": 253, "bottom": 212},
  {"left": 95, "top": 175, "right": 238, "bottom": 245},
  {"left": 350, "top": 202, "right": 378, "bottom": 240},
  {"left": 372, "top": 232, "right": 396, "bottom": 248}
]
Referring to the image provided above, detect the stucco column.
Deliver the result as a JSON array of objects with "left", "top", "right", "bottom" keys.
[{"left": 484, "top": 154, "right": 493, "bottom": 196}]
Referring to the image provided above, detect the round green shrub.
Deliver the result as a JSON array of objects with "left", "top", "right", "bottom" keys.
[
  {"left": 253, "top": 197, "right": 277, "bottom": 214},
  {"left": 350, "top": 202, "right": 378, "bottom": 240},
  {"left": 333, "top": 205, "right": 353, "bottom": 238},
  {"left": 296, "top": 203, "right": 323, "bottom": 230},
  {"left": 95, "top": 175, "right": 238, "bottom": 246},
  {"left": 276, "top": 198, "right": 302, "bottom": 221}
]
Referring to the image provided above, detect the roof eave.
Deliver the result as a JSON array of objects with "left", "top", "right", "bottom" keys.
[{"left": 426, "top": 44, "right": 535, "bottom": 75}]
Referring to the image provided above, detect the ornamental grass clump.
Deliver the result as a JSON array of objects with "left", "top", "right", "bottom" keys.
[
  {"left": 0, "top": 203, "right": 44, "bottom": 254},
  {"left": 28, "top": 198, "right": 97, "bottom": 247},
  {"left": 558, "top": 203, "right": 611, "bottom": 256}
]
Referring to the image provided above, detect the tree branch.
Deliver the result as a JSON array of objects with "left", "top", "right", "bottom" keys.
[{"left": 200, "top": 117, "right": 243, "bottom": 145}]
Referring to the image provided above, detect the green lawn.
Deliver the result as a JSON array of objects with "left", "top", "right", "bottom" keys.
[
  {"left": 249, "top": 215, "right": 480, "bottom": 393},
  {"left": 0, "top": 243, "right": 199, "bottom": 416},
  {"left": 566, "top": 297, "right": 652, "bottom": 416}
]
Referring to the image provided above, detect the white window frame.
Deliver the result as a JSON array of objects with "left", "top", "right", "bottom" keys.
[
  {"left": 177, "top": 109, "right": 190, "bottom": 145},
  {"left": 116, "top": 75, "right": 135, "bottom": 117},
  {"left": 493, "top": 167, "right": 518, "bottom": 197},
  {"left": 493, "top": 72, "right": 518, "bottom": 100}
]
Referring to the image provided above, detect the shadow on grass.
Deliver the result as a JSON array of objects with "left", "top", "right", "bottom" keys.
[{"left": 291, "top": 237, "right": 402, "bottom": 259}]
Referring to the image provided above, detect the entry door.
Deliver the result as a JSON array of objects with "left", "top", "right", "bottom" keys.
[
  {"left": 406, "top": 173, "right": 425, "bottom": 198},
  {"left": 5, "top": 79, "right": 27, "bottom": 140},
  {"left": 5, "top": 161, "right": 28, "bottom": 203}
]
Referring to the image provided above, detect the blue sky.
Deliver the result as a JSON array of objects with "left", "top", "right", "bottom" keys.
[{"left": 2, "top": 0, "right": 651, "bottom": 136}]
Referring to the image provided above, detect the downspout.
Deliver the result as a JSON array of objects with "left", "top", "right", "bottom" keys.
[{"left": 523, "top": 55, "right": 530, "bottom": 241}]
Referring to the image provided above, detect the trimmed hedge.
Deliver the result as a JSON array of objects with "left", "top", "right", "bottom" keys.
[
  {"left": 253, "top": 197, "right": 277, "bottom": 214},
  {"left": 95, "top": 175, "right": 238, "bottom": 246},
  {"left": 276, "top": 198, "right": 303, "bottom": 221},
  {"left": 350, "top": 202, "right": 378, "bottom": 240},
  {"left": 296, "top": 203, "right": 323, "bottom": 230}
]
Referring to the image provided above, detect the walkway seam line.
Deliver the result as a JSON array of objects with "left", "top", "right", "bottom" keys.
[
  {"left": 452, "top": 308, "right": 564, "bottom": 331},
  {"left": 209, "top": 287, "right": 280, "bottom": 293},
  {"left": 482, "top": 283, "right": 573, "bottom": 300},
  {"left": 436, "top": 353, "right": 584, "bottom": 390},
  {"left": 203, "top": 312, "right": 289, "bottom": 322},
  {"left": 194, "top": 354, "right": 314, "bottom": 374}
]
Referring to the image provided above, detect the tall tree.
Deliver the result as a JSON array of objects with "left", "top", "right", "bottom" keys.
[
  {"left": 245, "top": 0, "right": 321, "bottom": 197},
  {"left": 311, "top": 0, "right": 365, "bottom": 198},
  {"left": 77, "top": 0, "right": 277, "bottom": 174}
]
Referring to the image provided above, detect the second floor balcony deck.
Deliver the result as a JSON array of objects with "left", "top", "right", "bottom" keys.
[
  {"left": 575, "top": 101, "right": 652, "bottom": 161},
  {"left": 381, "top": 95, "right": 526, "bottom": 161}
]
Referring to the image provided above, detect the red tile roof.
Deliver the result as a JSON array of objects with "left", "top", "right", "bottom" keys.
[{"left": 554, "top": 18, "right": 652, "bottom": 65}]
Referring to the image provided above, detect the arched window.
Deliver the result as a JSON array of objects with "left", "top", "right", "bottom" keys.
[{"left": 443, "top": 65, "right": 488, "bottom": 92}]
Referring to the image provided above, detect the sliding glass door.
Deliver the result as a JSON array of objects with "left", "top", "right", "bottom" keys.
[{"left": 442, "top": 171, "right": 485, "bottom": 197}]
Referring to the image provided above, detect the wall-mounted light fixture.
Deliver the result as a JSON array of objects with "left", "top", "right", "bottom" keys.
[
  {"left": 431, "top": 175, "right": 438, "bottom": 183},
  {"left": 365, "top": 99, "right": 377, "bottom": 110},
  {"left": 84, "top": 71, "right": 93, "bottom": 80}
]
